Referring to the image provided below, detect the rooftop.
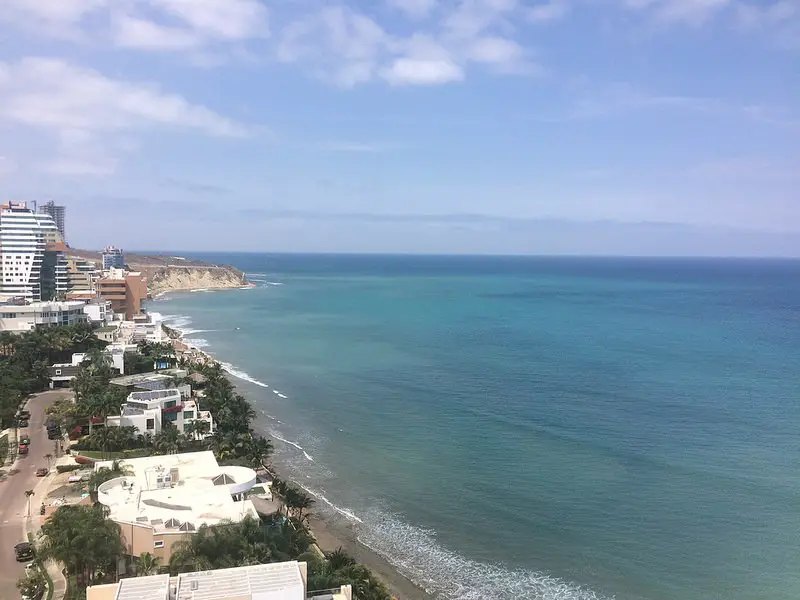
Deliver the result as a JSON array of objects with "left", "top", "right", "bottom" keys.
[
  {"left": 175, "top": 561, "right": 305, "bottom": 600},
  {"left": 115, "top": 574, "right": 170, "bottom": 600},
  {"left": 110, "top": 373, "right": 175, "bottom": 388},
  {"left": 95, "top": 451, "right": 258, "bottom": 532}
]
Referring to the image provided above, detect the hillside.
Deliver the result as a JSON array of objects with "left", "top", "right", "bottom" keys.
[{"left": 67, "top": 249, "right": 251, "bottom": 296}]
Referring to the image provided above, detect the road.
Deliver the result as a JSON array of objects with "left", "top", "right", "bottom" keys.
[{"left": 0, "top": 390, "right": 70, "bottom": 600}]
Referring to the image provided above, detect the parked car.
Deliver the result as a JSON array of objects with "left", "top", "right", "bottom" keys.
[
  {"left": 35, "top": 468, "right": 48, "bottom": 477},
  {"left": 20, "top": 434, "right": 30, "bottom": 444},
  {"left": 18, "top": 419, "right": 29, "bottom": 428},
  {"left": 18, "top": 445, "right": 29, "bottom": 455},
  {"left": 14, "top": 542, "right": 34, "bottom": 561},
  {"left": 18, "top": 409, "right": 31, "bottom": 419}
]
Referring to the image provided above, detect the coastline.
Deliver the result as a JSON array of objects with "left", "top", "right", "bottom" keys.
[{"left": 163, "top": 322, "right": 433, "bottom": 600}]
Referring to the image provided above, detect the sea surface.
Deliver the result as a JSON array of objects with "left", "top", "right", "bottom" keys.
[{"left": 150, "top": 255, "right": 800, "bottom": 600}]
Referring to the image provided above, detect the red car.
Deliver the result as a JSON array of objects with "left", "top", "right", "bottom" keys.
[
  {"left": 35, "top": 468, "right": 48, "bottom": 477},
  {"left": 18, "top": 444, "right": 29, "bottom": 455}
]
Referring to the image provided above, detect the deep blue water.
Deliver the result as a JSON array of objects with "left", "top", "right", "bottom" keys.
[{"left": 150, "top": 255, "right": 800, "bottom": 600}]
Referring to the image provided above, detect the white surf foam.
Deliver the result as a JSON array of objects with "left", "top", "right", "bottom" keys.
[
  {"left": 356, "top": 509, "right": 610, "bottom": 600},
  {"left": 185, "top": 338, "right": 209, "bottom": 349},
  {"left": 265, "top": 281, "right": 284, "bottom": 286},
  {"left": 271, "top": 432, "right": 314, "bottom": 462},
  {"left": 272, "top": 390, "right": 288, "bottom": 399},
  {"left": 219, "top": 361, "right": 270, "bottom": 389},
  {"left": 296, "top": 483, "right": 363, "bottom": 523}
]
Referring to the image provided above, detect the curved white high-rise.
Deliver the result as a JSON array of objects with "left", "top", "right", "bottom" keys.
[{"left": 0, "top": 201, "right": 65, "bottom": 301}]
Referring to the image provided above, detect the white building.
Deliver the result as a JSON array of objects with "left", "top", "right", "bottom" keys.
[
  {"left": 102, "top": 245, "right": 125, "bottom": 270},
  {"left": 83, "top": 299, "right": 112, "bottom": 325},
  {"left": 106, "top": 388, "right": 213, "bottom": 438},
  {"left": 86, "top": 561, "right": 352, "bottom": 600},
  {"left": 0, "top": 201, "right": 66, "bottom": 301},
  {"left": 0, "top": 300, "right": 89, "bottom": 332}
]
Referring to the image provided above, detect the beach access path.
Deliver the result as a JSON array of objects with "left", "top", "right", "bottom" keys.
[{"left": 0, "top": 390, "right": 70, "bottom": 600}]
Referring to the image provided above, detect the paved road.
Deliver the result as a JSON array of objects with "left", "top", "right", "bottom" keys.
[{"left": 0, "top": 390, "right": 70, "bottom": 600}]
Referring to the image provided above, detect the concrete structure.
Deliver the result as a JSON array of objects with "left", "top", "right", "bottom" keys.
[
  {"left": 102, "top": 246, "right": 125, "bottom": 270},
  {"left": 84, "top": 299, "right": 112, "bottom": 325},
  {"left": 110, "top": 372, "right": 190, "bottom": 396},
  {"left": 105, "top": 388, "right": 213, "bottom": 438},
  {"left": 0, "top": 300, "right": 88, "bottom": 332},
  {"left": 94, "top": 452, "right": 259, "bottom": 562},
  {"left": 41, "top": 201, "right": 66, "bottom": 240},
  {"left": 0, "top": 201, "right": 65, "bottom": 301},
  {"left": 66, "top": 257, "right": 98, "bottom": 292},
  {"left": 49, "top": 350, "right": 124, "bottom": 386},
  {"left": 86, "top": 561, "right": 353, "bottom": 600},
  {"left": 96, "top": 268, "right": 147, "bottom": 320}
]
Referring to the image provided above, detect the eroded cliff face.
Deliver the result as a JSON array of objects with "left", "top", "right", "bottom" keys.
[
  {"left": 67, "top": 249, "right": 251, "bottom": 297},
  {"left": 145, "top": 265, "right": 251, "bottom": 296}
]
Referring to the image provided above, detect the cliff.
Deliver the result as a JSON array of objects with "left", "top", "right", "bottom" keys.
[{"left": 67, "top": 249, "right": 251, "bottom": 297}]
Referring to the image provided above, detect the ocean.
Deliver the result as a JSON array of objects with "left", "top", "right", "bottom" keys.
[{"left": 150, "top": 254, "right": 800, "bottom": 600}]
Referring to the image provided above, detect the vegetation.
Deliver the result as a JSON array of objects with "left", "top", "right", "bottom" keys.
[
  {"left": 38, "top": 504, "right": 124, "bottom": 592},
  {"left": 20, "top": 324, "right": 392, "bottom": 600},
  {"left": 17, "top": 569, "right": 46, "bottom": 600},
  {"left": 0, "top": 433, "right": 8, "bottom": 465},
  {"left": 0, "top": 324, "right": 104, "bottom": 428},
  {"left": 86, "top": 460, "right": 131, "bottom": 501}
]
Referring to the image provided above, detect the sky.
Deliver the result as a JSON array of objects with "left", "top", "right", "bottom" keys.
[{"left": 0, "top": 0, "right": 797, "bottom": 256}]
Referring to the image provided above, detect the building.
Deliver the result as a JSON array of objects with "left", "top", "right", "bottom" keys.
[
  {"left": 49, "top": 350, "right": 124, "bottom": 386},
  {"left": 110, "top": 372, "right": 191, "bottom": 396},
  {"left": 0, "top": 300, "right": 88, "bottom": 332},
  {"left": 96, "top": 268, "right": 147, "bottom": 320},
  {"left": 86, "top": 561, "right": 353, "bottom": 600},
  {"left": 66, "top": 257, "right": 98, "bottom": 292},
  {"left": 83, "top": 299, "right": 112, "bottom": 326},
  {"left": 41, "top": 201, "right": 66, "bottom": 240},
  {"left": 105, "top": 388, "right": 213, "bottom": 438},
  {"left": 0, "top": 201, "right": 65, "bottom": 301},
  {"left": 102, "top": 246, "right": 125, "bottom": 270},
  {"left": 94, "top": 452, "right": 259, "bottom": 563}
]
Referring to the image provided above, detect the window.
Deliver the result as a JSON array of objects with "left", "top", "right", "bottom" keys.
[
  {"left": 146, "top": 418, "right": 155, "bottom": 430},
  {"left": 183, "top": 411, "right": 194, "bottom": 420},
  {"left": 164, "top": 412, "right": 178, "bottom": 422},
  {"left": 55, "top": 369, "right": 62, "bottom": 375},
  {"left": 164, "top": 400, "right": 177, "bottom": 408},
  {"left": 153, "top": 540, "right": 164, "bottom": 549}
]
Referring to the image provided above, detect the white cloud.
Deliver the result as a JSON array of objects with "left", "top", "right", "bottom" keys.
[
  {"left": 0, "top": 57, "right": 249, "bottom": 175},
  {"left": 1, "top": 0, "right": 269, "bottom": 51},
  {"left": 527, "top": 1, "right": 570, "bottom": 23},
  {"left": 388, "top": 0, "right": 439, "bottom": 19},
  {"left": 382, "top": 58, "right": 465, "bottom": 85}
]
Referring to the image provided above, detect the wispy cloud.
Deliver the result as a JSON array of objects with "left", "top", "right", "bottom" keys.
[
  {"left": 0, "top": 57, "right": 250, "bottom": 175},
  {"left": 317, "top": 142, "right": 388, "bottom": 153}
]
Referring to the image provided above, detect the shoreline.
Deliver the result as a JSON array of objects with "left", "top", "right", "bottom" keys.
[{"left": 162, "top": 320, "right": 434, "bottom": 600}]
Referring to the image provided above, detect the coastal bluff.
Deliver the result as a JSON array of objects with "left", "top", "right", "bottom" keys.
[{"left": 67, "top": 249, "right": 251, "bottom": 296}]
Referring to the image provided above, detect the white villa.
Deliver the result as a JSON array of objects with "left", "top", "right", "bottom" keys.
[
  {"left": 94, "top": 452, "right": 259, "bottom": 562},
  {"left": 106, "top": 388, "right": 213, "bottom": 438}
]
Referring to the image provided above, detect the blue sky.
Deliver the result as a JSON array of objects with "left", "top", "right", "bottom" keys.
[{"left": 0, "top": 0, "right": 797, "bottom": 255}]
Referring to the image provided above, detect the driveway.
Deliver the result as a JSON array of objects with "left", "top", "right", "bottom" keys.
[{"left": 0, "top": 390, "right": 71, "bottom": 600}]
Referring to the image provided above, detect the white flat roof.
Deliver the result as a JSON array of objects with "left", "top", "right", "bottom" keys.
[
  {"left": 175, "top": 561, "right": 305, "bottom": 600},
  {"left": 96, "top": 452, "right": 258, "bottom": 531},
  {"left": 114, "top": 574, "right": 170, "bottom": 600}
]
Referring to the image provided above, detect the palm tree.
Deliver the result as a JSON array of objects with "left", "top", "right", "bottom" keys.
[
  {"left": 25, "top": 489, "right": 34, "bottom": 518},
  {"left": 245, "top": 435, "right": 273, "bottom": 471},
  {"left": 327, "top": 547, "right": 356, "bottom": 571},
  {"left": 87, "top": 387, "right": 126, "bottom": 459},
  {"left": 153, "top": 423, "right": 183, "bottom": 455},
  {"left": 136, "top": 552, "right": 160, "bottom": 576}
]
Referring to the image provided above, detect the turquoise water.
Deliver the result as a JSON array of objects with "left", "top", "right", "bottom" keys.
[{"left": 151, "top": 255, "right": 800, "bottom": 600}]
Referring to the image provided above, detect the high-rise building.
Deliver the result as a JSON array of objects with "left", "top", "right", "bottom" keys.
[
  {"left": 0, "top": 201, "right": 66, "bottom": 301},
  {"left": 41, "top": 200, "right": 66, "bottom": 240},
  {"left": 102, "top": 246, "right": 125, "bottom": 270}
]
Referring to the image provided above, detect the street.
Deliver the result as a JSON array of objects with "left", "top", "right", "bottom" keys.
[{"left": 0, "top": 390, "right": 70, "bottom": 600}]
